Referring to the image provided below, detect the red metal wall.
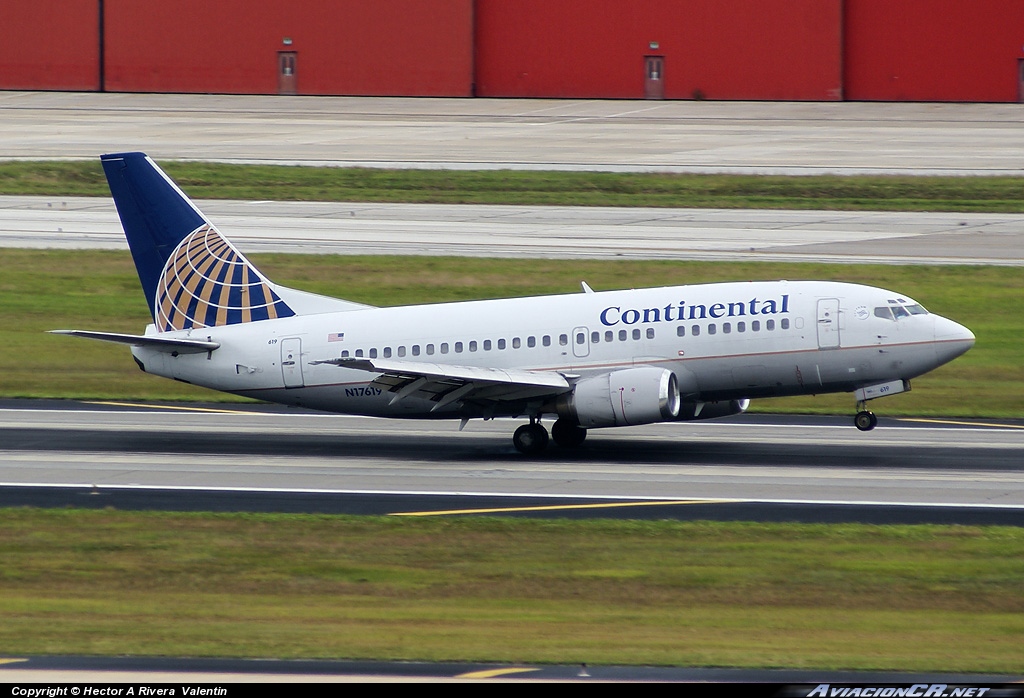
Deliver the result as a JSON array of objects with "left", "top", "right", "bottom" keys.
[
  {"left": 0, "top": 3, "right": 99, "bottom": 90},
  {"left": 104, "top": 0, "right": 473, "bottom": 96},
  {"left": 474, "top": 0, "right": 843, "bottom": 100},
  {"left": 845, "top": 0, "right": 1024, "bottom": 102},
  {"left": 5, "top": 0, "right": 1024, "bottom": 102}
]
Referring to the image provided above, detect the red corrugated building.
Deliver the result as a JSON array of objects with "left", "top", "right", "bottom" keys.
[{"left": 2, "top": 0, "right": 1023, "bottom": 101}]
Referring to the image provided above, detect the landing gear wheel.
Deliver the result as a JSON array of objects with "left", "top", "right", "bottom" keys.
[
  {"left": 551, "top": 419, "right": 587, "bottom": 448},
  {"left": 513, "top": 423, "right": 549, "bottom": 455},
  {"left": 854, "top": 410, "right": 878, "bottom": 432}
]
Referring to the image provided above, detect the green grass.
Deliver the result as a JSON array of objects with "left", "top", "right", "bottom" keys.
[
  {"left": 0, "top": 510, "right": 1022, "bottom": 671},
  {"left": 2, "top": 249, "right": 1019, "bottom": 417},
  {"left": 5, "top": 160, "right": 1024, "bottom": 211}
]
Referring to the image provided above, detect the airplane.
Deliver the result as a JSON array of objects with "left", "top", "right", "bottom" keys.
[{"left": 53, "top": 152, "right": 976, "bottom": 455}]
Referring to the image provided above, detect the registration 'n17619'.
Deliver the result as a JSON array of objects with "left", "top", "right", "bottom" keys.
[{"left": 345, "top": 386, "right": 382, "bottom": 398}]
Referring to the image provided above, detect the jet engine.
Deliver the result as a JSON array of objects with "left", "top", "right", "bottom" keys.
[{"left": 556, "top": 367, "right": 680, "bottom": 428}]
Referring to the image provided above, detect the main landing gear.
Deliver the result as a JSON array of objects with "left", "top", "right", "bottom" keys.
[
  {"left": 854, "top": 400, "right": 878, "bottom": 431},
  {"left": 512, "top": 418, "right": 587, "bottom": 455}
]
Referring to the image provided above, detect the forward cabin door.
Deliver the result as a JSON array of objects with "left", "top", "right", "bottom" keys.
[
  {"left": 816, "top": 298, "right": 841, "bottom": 350},
  {"left": 281, "top": 337, "right": 304, "bottom": 388}
]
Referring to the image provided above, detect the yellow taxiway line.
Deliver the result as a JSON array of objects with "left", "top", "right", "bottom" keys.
[
  {"left": 456, "top": 667, "right": 541, "bottom": 679},
  {"left": 391, "top": 499, "right": 719, "bottom": 517},
  {"left": 85, "top": 400, "right": 259, "bottom": 416},
  {"left": 899, "top": 417, "right": 1024, "bottom": 430}
]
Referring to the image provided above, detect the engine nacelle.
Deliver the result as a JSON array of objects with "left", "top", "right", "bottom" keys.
[
  {"left": 556, "top": 367, "right": 680, "bottom": 428},
  {"left": 676, "top": 398, "right": 750, "bottom": 421}
]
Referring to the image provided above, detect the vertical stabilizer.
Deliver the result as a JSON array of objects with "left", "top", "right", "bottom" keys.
[{"left": 101, "top": 152, "right": 295, "bottom": 332}]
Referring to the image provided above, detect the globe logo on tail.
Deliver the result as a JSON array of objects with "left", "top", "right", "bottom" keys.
[{"left": 155, "top": 224, "right": 294, "bottom": 331}]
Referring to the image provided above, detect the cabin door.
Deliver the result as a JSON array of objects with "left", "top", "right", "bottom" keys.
[
  {"left": 816, "top": 299, "right": 841, "bottom": 350},
  {"left": 281, "top": 337, "right": 304, "bottom": 388}
]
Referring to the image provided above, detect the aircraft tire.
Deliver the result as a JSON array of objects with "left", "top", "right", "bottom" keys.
[
  {"left": 513, "top": 423, "right": 549, "bottom": 455},
  {"left": 551, "top": 419, "right": 587, "bottom": 448},
  {"left": 854, "top": 410, "right": 878, "bottom": 431}
]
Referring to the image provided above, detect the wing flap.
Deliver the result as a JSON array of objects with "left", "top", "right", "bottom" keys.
[{"left": 311, "top": 356, "right": 571, "bottom": 406}]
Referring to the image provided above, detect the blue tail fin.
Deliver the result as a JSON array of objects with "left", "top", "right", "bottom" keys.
[{"left": 101, "top": 152, "right": 295, "bottom": 332}]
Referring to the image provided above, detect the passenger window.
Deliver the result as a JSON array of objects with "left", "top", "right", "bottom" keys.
[
  {"left": 646, "top": 328, "right": 655, "bottom": 339},
  {"left": 576, "top": 332, "right": 586, "bottom": 345},
  {"left": 708, "top": 324, "right": 717, "bottom": 335},
  {"left": 692, "top": 325, "right": 700, "bottom": 337},
  {"left": 483, "top": 340, "right": 491, "bottom": 351},
  {"left": 412, "top": 345, "right": 421, "bottom": 356},
  {"left": 605, "top": 331, "right": 613, "bottom": 342},
  {"left": 632, "top": 328, "right": 641, "bottom": 340},
  {"left": 737, "top": 322, "right": 745, "bottom": 333},
  {"left": 542, "top": 335, "right": 551, "bottom": 347},
  {"left": 513, "top": 337, "right": 521, "bottom": 349},
  {"left": 723, "top": 323, "right": 731, "bottom": 334},
  {"left": 455, "top": 342, "right": 463, "bottom": 353},
  {"left": 426, "top": 344, "right": 435, "bottom": 355},
  {"left": 497, "top": 339, "right": 506, "bottom": 350},
  {"left": 752, "top": 320, "right": 760, "bottom": 332},
  {"left": 766, "top": 319, "right": 775, "bottom": 331},
  {"left": 676, "top": 325, "right": 685, "bottom": 337},
  {"left": 559, "top": 334, "right": 568, "bottom": 346},
  {"left": 781, "top": 318, "right": 790, "bottom": 330},
  {"left": 341, "top": 350, "right": 350, "bottom": 358},
  {"left": 591, "top": 331, "right": 600, "bottom": 343},
  {"left": 619, "top": 329, "right": 627, "bottom": 341},
  {"left": 528, "top": 336, "right": 536, "bottom": 348},
  {"left": 397, "top": 346, "right": 406, "bottom": 357},
  {"left": 440, "top": 343, "right": 449, "bottom": 354},
  {"left": 355, "top": 349, "right": 364, "bottom": 357},
  {"left": 369, "top": 348, "right": 378, "bottom": 358},
  {"left": 469, "top": 341, "right": 478, "bottom": 352}
]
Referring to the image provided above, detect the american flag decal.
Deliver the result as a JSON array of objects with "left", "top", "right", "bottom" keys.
[{"left": 327, "top": 332, "right": 345, "bottom": 342}]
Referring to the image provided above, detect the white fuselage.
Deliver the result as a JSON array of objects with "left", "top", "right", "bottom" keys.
[{"left": 132, "top": 280, "right": 974, "bottom": 421}]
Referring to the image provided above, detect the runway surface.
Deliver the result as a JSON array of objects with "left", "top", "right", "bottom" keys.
[
  {"left": 3, "top": 195, "right": 1022, "bottom": 265},
  {"left": 2, "top": 92, "right": 1024, "bottom": 175},
  {"left": 2, "top": 401, "right": 1021, "bottom": 524}
]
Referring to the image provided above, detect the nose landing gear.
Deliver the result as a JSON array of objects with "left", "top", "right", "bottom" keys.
[{"left": 854, "top": 409, "right": 878, "bottom": 431}]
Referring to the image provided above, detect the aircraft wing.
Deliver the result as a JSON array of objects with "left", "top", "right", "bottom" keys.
[
  {"left": 312, "top": 357, "right": 572, "bottom": 410},
  {"left": 50, "top": 330, "right": 220, "bottom": 354}
]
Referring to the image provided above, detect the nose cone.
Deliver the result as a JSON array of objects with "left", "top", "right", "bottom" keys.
[{"left": 933, "top": 315, "right": 975, "bottom": 365}]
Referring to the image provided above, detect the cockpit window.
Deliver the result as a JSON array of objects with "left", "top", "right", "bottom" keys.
[{"left": 878, "top": 299, "right": 929, "bottom": 320}]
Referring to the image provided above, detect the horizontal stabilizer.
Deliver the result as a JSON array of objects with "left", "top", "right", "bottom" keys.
[{"left": 50, "top": 330, "right": 220, "bottom": 354}]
